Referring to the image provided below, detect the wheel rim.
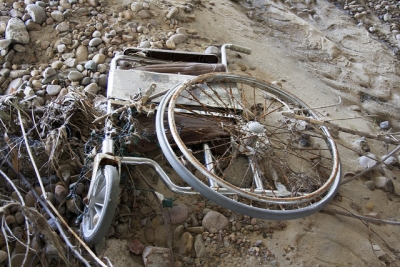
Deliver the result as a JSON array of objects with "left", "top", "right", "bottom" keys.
[
  {"left": 159, "top": 74, "right": 341, "bottom": 212},
  {"left": 82, "top": 169, "right": 107, "bottom": 236}
]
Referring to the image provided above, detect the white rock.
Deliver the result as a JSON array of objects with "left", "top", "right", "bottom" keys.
[
  {"left": 84, "top": 83, "right": 99, "bottom": 94},
  {"left": 46, "top": 84, "right": 62, "bottom": 96},
  {"left": 359, "top": 153, "right": 378, "bottom": 169},
  {"left": 51, "top": 11, "right": 64, "bottom": 22},
  {"left": 165, "top": 39, "right": 175, "bottom": 49}
]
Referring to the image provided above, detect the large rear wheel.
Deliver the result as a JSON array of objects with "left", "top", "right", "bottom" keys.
[{"left": 156, "top": 73, "right": 341, "bottom": 219}]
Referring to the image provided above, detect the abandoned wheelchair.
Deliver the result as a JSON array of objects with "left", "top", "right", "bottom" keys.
[{"left": 81, "top": 44, "right": 341, "bottom": 244}]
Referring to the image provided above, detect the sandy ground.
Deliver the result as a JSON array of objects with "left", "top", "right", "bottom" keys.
[
  {"left": 4, "top": 0, "right": 399, "bottom": 266},
  {"left": 162, "top": 0, "right": 400, "bottom": 266}
]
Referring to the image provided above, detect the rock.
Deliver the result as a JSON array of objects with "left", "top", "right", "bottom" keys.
[
  {"left": 129, "top": 238, "right": 145, "bottom": 255},
  {"left": 45, "top": 243, "right": 59, "bottom": 261},
  {"left": 46, "top": 84, "right": 62, "bottom": 95},
  {"left": 57, "top": 44, "right": 66, "bottom": 53},
  {"left": 379, "top": 121, "right": 389, "bottom": 129},
  {"left": 176, "top": 28, "right": 186, "bottom": 35},
  {"left": 25, "top": 187, "right": 42, "bottom": 207},
  {"left": 87, "top": 0, "right": 99, "bottom": 7},
  {"left": 6, "top": 18, "right": 30, "bottom": 44},
  {"left": 84, "top": 60, "right": 97, "bottom": 70},
  {"left": 25, "top": 4, "right": 46, "bottom": 24},
  {"left": 0, "top": 250, "right": 7, "bottom": 263},
  {"left": 382, "top": 154, "right": 397, "bottom": 165},
  {"left": 0, "top": 21, "right": 6, "bottom": 35},
  {"left": 89, "top": 37, "right": 102, "bottom": 47},
  {"left": 205, "top": 46, "right": 219, "bottom": 55},
  {"left": 139, "top": 40, "right": 151, "bottom": 48},
  {"left": 179, "top": 232, "right": 194, "bottom": 255},
  {"left": 9, "top": 70, "right": 29, "bottom": 79},
  {"left": 169, "top": 34, "right": 186, "bottom": 45},
  {"left": 64, "top": 58, "right": 77, "bottom": 68},
  {"left": 165, "top": 39, "right": 175, "bottom": 50},
  {"left": 43, "top": 67, "right": 57, "bottom": 78},
  {"left": 194, "top": 234, "right": 206, "bottom": 258},
  {"left": 163, "top": 204, "right": 189, "bottom": 225},
  {"left": 51, "top": 11, "right": 64, "bottom": 22},
  {"left": 66, "top": 195, "right": 82, "bottom": 214},
  {"left": 84, "top": 83, "right": 99, "bottom": 94},
  {"left": 138, "top": 10, "right": 151, "bottom": 19},
  {"left": 13, "top": 44, "right": 26, "bottom": 53},
  {"left": 54, "top": 184, "right": 68, "bottom": 203},
  {"left": 92, "top": 53, "right": 106, "bottom": 64},
  {"left": 5, "top": 214, "right": 16, "bottom": 225},
  {"left": 25, "top": 19, "right": 42, "bottom": 31},
  {"left": 364, "top": 180, "right": 375, "bottom": 190},
  {"left": 201, "top": 210, "right": 228, "bottom": 231},
  {"left": 142, "top": 246, "right": 173, "bottom": 267},
  {"left": 374, "top": 176, "right": 394, "bottom": 193},
  {"left": 0, "top": 39, "right": 11, "bottom": 50},
  {"left": 144, "top": 227, "right": 156, "bottom": 243},
  {"left": 55, "top": 22, "right": 69, "bottom": 32},
  {"left": 51, "top": 60, "right": 63, "bottom": 70},
  {"left": 5, "top": 78, "right": 23, "bottom": 94},
  {"left": 68, "top": 71, "right": 83, "bottom": 82},
  {"left": 166, "top": 7, "right": 179, "bottom": 19},
  {"left": 187, "top": 226, "right": 204, "bottom": 234},
  {"left": 116, "top": 223, "right": 130, "bottom": 238},
  {"left": 174, "top": 224, "right": 185, "bottom": 240},
  {"left": 359, "top": 153, "right": 377, "bottom": 169}
]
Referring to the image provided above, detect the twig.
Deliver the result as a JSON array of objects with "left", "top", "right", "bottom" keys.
[
  {"left": 340, "top": 165, "right": 376, "bottom": 185},
  {"left": 282, "top": 111, "right": 400, "bottom": 145},
  {"left": 321, "top": 208, "right": 400, "bottom": 225},
  {"left": 15, "top": 109, "right": 104, "bottom": 267},
  {"left": 291, "top": 96, "right": 341, "bottom": 111}
]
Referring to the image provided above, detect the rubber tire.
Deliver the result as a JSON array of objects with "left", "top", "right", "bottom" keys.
[
  {"left": 81, "top": 165, "right": 119, "bottom": 245},
  {"left": 155, "top": 74, "right": 341, "bottom": 220}
]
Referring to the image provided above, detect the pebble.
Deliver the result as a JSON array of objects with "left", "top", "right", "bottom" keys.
[
  {"left": 129, "top": 238, "right": 145, "bottom": 255},
  {"left": 359, "top": 153, "right": 378, "bottom": 169},
  {"left": 374, "top": 176, "right": 394, "bottom": 193},
  {"left": 89, "top": 37, "right": 102, "bottom": 47},
  {"left": 179, "top": 232, "right": 194, "bottom": 254},
  {"left": 163, "top": 204, "right": 189, "bottom": 225},
  {"left": 84, "top": 82, "right": 99, "bottom": 94},
  {"left": 25, "top": 4, "right": 46, "bottom": 24},
  {"left": 66, "top": 196, "right": 83, "bottom": 215},
  {"left": 0, "top": 250, "right": 7, "bottom": 263},
  {"left": 6, "top": 18, "right": 30, "bottom": 44},
  {"left": 46, "top": 84, "right": 62, "bottom": 96},
  {"left": 165, "top": 39, "right": 175, "bottom": 50},
  {"left": 51, "top": 11, "right": 64, "bottom": 22},
  {"left": 364, "top": 180, "right": 375, "bottom": 190},
  {"left": 84, "top": 60, "right": 97, "bottom": 70},
  {"left": 201, "top": 210, "right": 229, "bottom": 231},
  {"left": 144, "top": 227, "right": 156, "bottom": 243},
  {"left": 194, "top": 234, "right": 206, "bottom": 258},
  {"left": 142, "top": 247, "right": 173, "bottom": 266},
  {"left": 24, "top": 187, "right": 43, "bottom": 207},
  {"left": 379, "top": 121, "right": 389, "bottom": 129},
  {"left": 92, "top": 53, "right": 106, "bottom": 64},
  {"left": 56, "top": 22, "right": 69, "bottom": 32},
  {"left": 54, "top": 184, "right": 68, "bottom": 203},
  {"left": 68, "top": 71, "right": 84, "bottom": 82},
  {"left": 169, "top": 34, "right": 186, "bottom": 45}
]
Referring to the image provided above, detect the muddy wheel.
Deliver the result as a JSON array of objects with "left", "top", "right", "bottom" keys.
[
  {"left": 81, "top": 165, "right": 119, "bottom": 245},
  {"left": 156, "top": 73, "right": 341, "bottom": 219}
]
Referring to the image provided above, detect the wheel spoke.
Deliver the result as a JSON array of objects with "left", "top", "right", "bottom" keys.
[{"left": 157, "top": 73, "right": 340, "bottom": 219}]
